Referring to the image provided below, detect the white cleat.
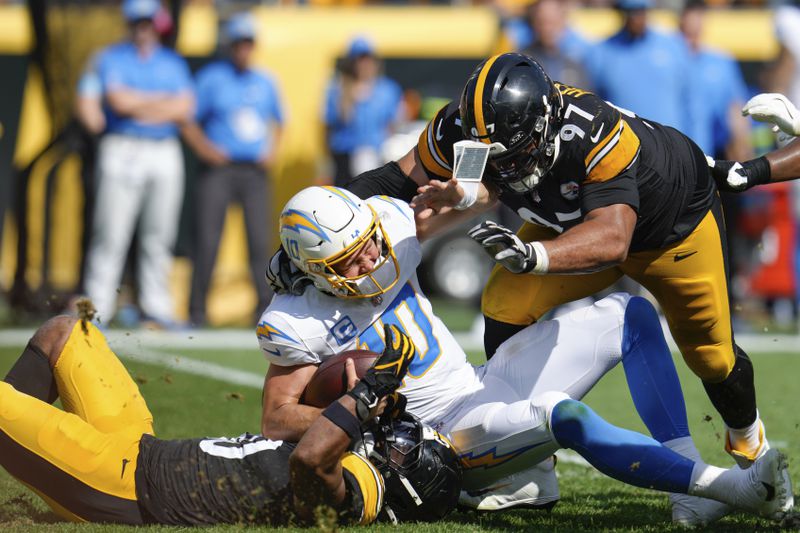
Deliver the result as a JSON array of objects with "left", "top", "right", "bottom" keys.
[
  {"left": 459, "top": 456, "right": 560, "bottom": 511},
  {"left": 729, "top": 449, "right": 793, "bottom": 520},
  {"left": 670, "top": 492, "right": 731, "bottom": 528},
  {"left": 725, "top": 424, "right": 794, "bottom": 516}
]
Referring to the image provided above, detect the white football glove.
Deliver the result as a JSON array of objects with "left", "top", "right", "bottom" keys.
[
  {"left": 743, "top": 93, "right": 800, "bottom": 137},
  {"left": 468, "top": 221, "right": 536, "bottom": 274}
]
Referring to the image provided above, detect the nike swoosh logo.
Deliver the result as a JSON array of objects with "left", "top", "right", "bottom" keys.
[
  {"left": 590, "top": 124, "right": 605, "bottom": 143},
  {"left": 465, "top": 482, "right": 513, "bottom": 498},
  {"left": 435, "top": 119, "right": 444, "bottom": 142},
  {"left": 673, "top": 251, "right": 698, "bottom": 262},
  {"left": 264, "top": 348, "right": 282, "bottom": 357},
  {"left": 121, "top": 458, "right": 130, "bottom": 479}
]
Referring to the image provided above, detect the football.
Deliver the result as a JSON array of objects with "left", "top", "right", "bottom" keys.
[{"left": 302, "top": 349, "right": 379, "bottom": 407}]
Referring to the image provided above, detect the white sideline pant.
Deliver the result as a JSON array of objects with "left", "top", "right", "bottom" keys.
[
  {"left": 84, "top": 134, "right": 184, "bottom": 323},
  {"left": 440, "top": 293, "right": 630, "bottom": 490}
]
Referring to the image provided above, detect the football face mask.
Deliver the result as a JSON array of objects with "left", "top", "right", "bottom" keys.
[{"left": 306, "top": 211, "right": 401, "bottom": 300}]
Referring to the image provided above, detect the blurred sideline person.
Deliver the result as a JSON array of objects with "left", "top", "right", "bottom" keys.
[
  {"left": 0, "top": 315, "right": 461, "bottom": 525},
  {"left": 82, "top": 0, "right": 193, "bottom": 326},
  {"left": 182, "top": 13, "right": 284, "bottom": 326},
  {"left": 503, "top": 0, "right": 590, "bottom": 65},
  {"left": 259, "top": 187, "right": 792, "bottom": 526},
  {"left": 768, "top": 3, "right": 800, "bottom": 109},
  {"left": 520, "top": 0, "right": 591, "bottom": 90},
  {"left": 323, "top": 36, "right": 403, "bottom": 187},
  {"left": 679, "top": 0, "right": 750, "bottom": 161},
  {"left": 75, "top": 53, "right": 106, "bottom": 136},
  {"left": 585, "top": 0, "right": 691, "bottom": 132}
]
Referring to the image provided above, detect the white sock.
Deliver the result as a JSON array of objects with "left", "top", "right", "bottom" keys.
[
  {"left": 688, "top": 463, "right": 740, "bottom": 505},
  {"left": 664, "top": 436, "right": 703, "bottom": 462},
  {"left": 727, "top": 412, "right": 762, "bottom": 455}
]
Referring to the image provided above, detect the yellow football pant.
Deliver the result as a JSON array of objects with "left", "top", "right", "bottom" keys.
[
  {"left": 483, "top": 205, "right": 735, "bottom": 381},
  {"left": 0, "top": 321, "right": 153, "bottom": 523}
]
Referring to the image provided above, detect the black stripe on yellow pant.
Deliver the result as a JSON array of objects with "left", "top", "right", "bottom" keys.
[
  {"left": 0, "top": 381, "right": 145, "bottom": 523},
  {"left": 482, "top": 201, "right": 735, "bottom": 382}
]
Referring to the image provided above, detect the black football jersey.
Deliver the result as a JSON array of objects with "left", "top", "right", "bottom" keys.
[
  {"left": 134, "top": 433, "right": 383, "bottom": 526},
  {"left": 417, "top": 84, "right": 715, "bottom": 252}
]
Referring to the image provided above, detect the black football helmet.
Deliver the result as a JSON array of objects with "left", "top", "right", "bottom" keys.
[
  {"left": 459, "top": 52, "right": 563, "bottom": 194},
  {"left": 368, "top": 413, "right": 461, "bottom": 523}
]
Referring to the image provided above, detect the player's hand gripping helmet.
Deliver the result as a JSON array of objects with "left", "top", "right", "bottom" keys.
[
  {"left": 367, "top": 412, "right": 462, "bottom": 523},
  {"left": 459, "top": 53, "right": 563, "bottom": 194},
  {"left": 278, "top": 186, "right": 401, "bottom": 299}
]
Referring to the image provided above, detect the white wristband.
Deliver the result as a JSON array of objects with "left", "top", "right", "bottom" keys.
[
  {"left": 531, "top": 241, "right": 549, "bottom": 274},
  {"left": 454, "top": 181, "right": 479, "bottom": 210}
]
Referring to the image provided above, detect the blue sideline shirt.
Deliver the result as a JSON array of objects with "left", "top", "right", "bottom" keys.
[
  {"left": 585, "top": 29, "right": 691, "bottom": 131},
  {"left": 96, "top": 42, "right": 192, "bottom": 139},
  {"left": 323, "top": 76, "right": 402, "bottom": 153},
  {"left": 195, "top": 60, "right": 285, "bottom": 163},
  {"left": 684, "top": 48, "right": 747, "bottom": 156}
]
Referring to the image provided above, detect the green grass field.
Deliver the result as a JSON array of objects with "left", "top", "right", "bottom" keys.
[{"left": 0, "top": 337, "right": 797, "bottom": 532}]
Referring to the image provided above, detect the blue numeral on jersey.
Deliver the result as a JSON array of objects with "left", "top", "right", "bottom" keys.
[{"left": 357, "top": 283, "right": 441, "bottom": 378}]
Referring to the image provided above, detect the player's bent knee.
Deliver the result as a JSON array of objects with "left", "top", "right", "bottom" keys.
[
  {"left": 623, "top": 296, "right": 660, "bottom": 335},
  {"left": 689, "top": 353, "right": 735, "bottom": 383},
  {"left": 536, "top": 391, "right": 571, "bottom": 427},
  {"left": 30, "top": 316, "right": 78, "bottom": 367},
  {"left": 549, "top": 399, "right": 590, "bottom": 448}
]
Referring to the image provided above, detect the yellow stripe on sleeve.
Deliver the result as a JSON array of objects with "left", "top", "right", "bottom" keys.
[
  {"left": 341, "top": 452, "right": 384, "bottom": 525},
  {"left": 584, "top": 118, "right": 622, "bottom": 169},
  {"left": 585, "top": 120, "right": 641, "bottom": 184},
  {"left": 417, "top": 123, "right": 452, "bottom": 178}
]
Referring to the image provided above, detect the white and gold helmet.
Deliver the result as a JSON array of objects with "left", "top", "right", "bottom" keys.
[{"left": 278, "top": 186, "right": 400, "bottom": 299}]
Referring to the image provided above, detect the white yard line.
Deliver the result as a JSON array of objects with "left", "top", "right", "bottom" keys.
[{"left": 118, "top": 348, "right": 264, "bottom": 389}]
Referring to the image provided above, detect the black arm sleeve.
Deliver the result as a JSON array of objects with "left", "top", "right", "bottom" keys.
[{"left": 345, "top": 161, "right": 419, "bottom": 202}]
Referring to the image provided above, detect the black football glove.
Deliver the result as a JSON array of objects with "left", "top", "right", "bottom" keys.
[
  {"left": 348, "top": 325, "right": 416, "bottom": 422},
  {"left": 265, "top": 246, "right": 313, "bottom": 296},
  {"left": 380, "top": 392, "right": 408, "bottom": 424},
  {"left": 468, "top": 220, "right": 536, "bottom": 274},
  {"left": 709, "top": 156, "right": 771, "bottom": 193}
]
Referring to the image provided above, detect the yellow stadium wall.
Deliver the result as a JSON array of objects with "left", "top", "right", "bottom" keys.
[{"left": 0, "top": 5, "right": 781, "bottom": 325}]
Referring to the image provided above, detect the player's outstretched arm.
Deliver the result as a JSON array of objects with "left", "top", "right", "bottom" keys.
[
  {"left": 469, "top": 204, "right": 637, "bottom": 274},
  {"left": 289, "top": 393, "right": 366, "bottom": 522},
  {"left": 711, "top": 138, "right": 800, "bottom": 192},
  {"left": 290, "top": 326, "right": 416, "bottom": 523}
]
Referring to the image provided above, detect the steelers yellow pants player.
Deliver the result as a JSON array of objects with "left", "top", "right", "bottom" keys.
[
  {"left": 484, "top": 200, "right": 736, "bottom": 380},
  {"left": 482, "top": 198, "right": 765, "bottom": 465},
  {"left": 0, "top": 317, "right": 153, "bottom": 523},
  {"left": 0, "top": 317, "right": 385, "bottom": 526}
]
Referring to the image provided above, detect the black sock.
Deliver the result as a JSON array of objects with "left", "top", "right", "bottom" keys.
[
  {"left": 4, "top": 342, "right": 58, "bottom": 404},
  {"left": 483, "top": 316, "right": 527, "bottom": 360},
  {"left": 702, "top": 345, "right": 757, "bottom": 429}
]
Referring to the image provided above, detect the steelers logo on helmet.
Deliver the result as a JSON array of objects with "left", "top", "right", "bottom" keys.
[
  {"left": 459, "top": 53, "right": 564, "bottom": 195},
  {"left": 278, "top": 186, "right": 401, "bottom": 299}
]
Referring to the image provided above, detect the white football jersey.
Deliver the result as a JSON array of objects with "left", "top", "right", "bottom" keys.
[{"left": 257, "top": 195, "right": 478, "bottom": 423}]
